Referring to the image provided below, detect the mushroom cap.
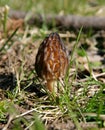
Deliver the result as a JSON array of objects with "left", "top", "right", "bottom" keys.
[{"left": 35, "top": 32, "right": 69, "bottom": 80}]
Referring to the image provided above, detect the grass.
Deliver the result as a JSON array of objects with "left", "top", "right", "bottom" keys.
[
  {"left": 0, "top": 0, "right": 105, "bottom": 15},
  {"left": 0, "top": 1, "right": 105, "bottom": 130}
]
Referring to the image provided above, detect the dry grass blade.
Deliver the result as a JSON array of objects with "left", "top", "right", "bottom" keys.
[
  {"left": 84, "top": 113, "right": 105, "bottom": 121},
  {"left": 2, "top": 115, "right": 14, "bottom": 130}
]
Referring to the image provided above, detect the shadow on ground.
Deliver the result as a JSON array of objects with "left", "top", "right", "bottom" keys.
[{"left": 0, "top": 73, "right": 46, "bottom": 97}]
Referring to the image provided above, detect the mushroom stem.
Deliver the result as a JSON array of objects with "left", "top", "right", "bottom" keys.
[{"left": 46, "top": 80, "right": 57, "bottom": 93}]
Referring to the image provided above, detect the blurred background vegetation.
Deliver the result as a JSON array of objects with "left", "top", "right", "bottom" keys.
[{"left": 0, "top": 0, "right": 105, "bottom": 15}]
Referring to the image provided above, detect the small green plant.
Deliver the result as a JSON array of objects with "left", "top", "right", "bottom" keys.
[
  {"left": 0, "top": 28, "right": 18, "bottom": 52},
  {"left": 56, "top": 28, "right": 83, "bottom": 130},
  {"left": 0, "top": 100, "right": 8, "bottom": 122},
  {"left": 0, "top": 5, "right": 9, "bottom": 36}
]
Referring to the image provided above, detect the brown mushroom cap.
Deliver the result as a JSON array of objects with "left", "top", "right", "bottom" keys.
[{"left": 35, "top": 32, "right": 69, "bottom": 81}]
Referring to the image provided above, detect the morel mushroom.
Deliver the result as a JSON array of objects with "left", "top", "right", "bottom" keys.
[{"left": 35, "top": 32, "right": 69, "bottom": 93}]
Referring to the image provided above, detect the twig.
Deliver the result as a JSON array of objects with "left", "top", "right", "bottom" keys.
[{"left": 9, "top": 10, "right": 105, "bottom": 30}]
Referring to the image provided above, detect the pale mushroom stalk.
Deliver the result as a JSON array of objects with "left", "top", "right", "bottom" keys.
[{"left": 46, "top": 79, "right": 57, "bottom": 93}]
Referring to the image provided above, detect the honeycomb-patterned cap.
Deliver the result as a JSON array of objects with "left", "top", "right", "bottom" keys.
[{"left": 35, "top": 32, "right": 69, "bottom": 81}]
